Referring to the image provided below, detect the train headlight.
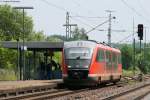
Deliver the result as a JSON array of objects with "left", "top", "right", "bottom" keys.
[
  {"left": 68, "top": 66, "right": 71, "bottom": 68},
  {"left": 84, "top": 66, "right": 88, "bottom": 68}
]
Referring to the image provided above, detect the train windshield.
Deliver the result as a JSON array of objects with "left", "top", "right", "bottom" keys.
[
  {"left": 64, "top": 47, "right": 93, "bottom": 68},
  {"left": 64, "top": 47, "right": 93, "bottom": 59}
]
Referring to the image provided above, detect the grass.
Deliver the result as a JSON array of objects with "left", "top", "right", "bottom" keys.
[
  {"left": 122, "top": 67, "right": 141, "bottom": 77},
  {"left": 0, "top": 69, "right": 17, "bottom": 80}
]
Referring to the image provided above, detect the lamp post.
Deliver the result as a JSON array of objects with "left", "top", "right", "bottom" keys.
[{"left": 13, "top": 7, "right": 33, "bottom": 80}]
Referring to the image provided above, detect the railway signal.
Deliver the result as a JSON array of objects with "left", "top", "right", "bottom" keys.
[
  {"left": 137, "top": 24, "right": 144, "bottom": 81},
  {"left": 137, "top": 24, "right": 143, "bottom": 40}
]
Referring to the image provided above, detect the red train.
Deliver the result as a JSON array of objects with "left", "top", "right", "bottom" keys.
[{"left": 62, "top": 40, "right": 122, "bottom": 86}]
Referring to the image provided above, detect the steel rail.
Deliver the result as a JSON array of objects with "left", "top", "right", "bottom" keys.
[{"left": 102, "top": 82, "right": 150, "bottom": 100}]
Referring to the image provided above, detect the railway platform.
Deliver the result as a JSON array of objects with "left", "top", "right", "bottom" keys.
[
  {"left": 0, "top": 79, "right": 62, "bottom": 91},
  {"left": 0, "top": 79, "right": 63, "bottom": 98}
]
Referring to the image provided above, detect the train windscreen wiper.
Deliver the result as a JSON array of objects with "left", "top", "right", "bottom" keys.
[{"left": 76, "top": 56, "right": 81, "bottom": 60}]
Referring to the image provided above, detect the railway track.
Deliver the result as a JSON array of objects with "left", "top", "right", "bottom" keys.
[
  {"left": 0, "top": 83, "right": 90, "bottom": 100},
  {"left": 1, "top": 75, "right": 150, "bottom": 100},
  {"left": 1, "top": 88, "right": 91, "bottom": 100},
  {"left": 51, "top": 83, "right": 130, "bottom": 100},
  {"left": 51, "top": 75, "right": 150, "bottom": 100},
  {"left": 21, "top": 88, "right": 89, "bottom": 100},
  {"left": 102, "top": 82, "right": 150, "bottom": 100},
  {"left": 0, "top": 82, "right": 123, "bottom": 100},
  {"left": 1, "top": 88, "right": 73, "bottom": 100}
]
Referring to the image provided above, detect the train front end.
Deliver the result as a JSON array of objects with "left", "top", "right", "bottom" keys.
[{"left": 62, "top": 41, "right": 97, "bottom": 86}]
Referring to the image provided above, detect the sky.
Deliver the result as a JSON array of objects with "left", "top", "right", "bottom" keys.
[{"left": 1, "top": 0, "right": 150, "bottom": 43}]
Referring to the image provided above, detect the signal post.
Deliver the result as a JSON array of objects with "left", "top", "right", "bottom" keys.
[{"left": 137, "top": 24, "right": 143, "bottom": 81}]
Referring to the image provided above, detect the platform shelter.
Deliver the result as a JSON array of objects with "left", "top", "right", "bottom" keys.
[{"left": 0, "top": 41, "right": 64, "bottom": 80}]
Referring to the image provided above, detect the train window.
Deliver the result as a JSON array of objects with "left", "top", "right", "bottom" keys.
[
  {"left": 112, "top": 53, "right": 117, "bottom": 63},
  {"left": 112, "top": 52, "right": 117, "bottom": 69},
  {"left": 118, "top": 54, "right": 122, "bottom": 64},
  {"left": 64, "top": 47, "right": 93, "bottom": 59},
  {"left": 96, "top": 49, "right": 104, "bottom": 62},
  {"left": 106, "top": 51, "right": 111, "bottom": 68},
  {"left": 106, "top": 51, "right": 110, "bottom": 62}
]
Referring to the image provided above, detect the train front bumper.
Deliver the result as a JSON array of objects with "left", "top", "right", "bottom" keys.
[{"left": 63, "top": 76, "right": 98, "bottom": 86}]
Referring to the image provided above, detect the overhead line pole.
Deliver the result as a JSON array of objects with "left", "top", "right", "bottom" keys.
[
  {"left": 106, "top": 10, "right": 115, "bottom": 46},
  {"left": 66, "top": 12, "right": 69, "bottom": 40},
  {"left": 63, "top": 12, "right": 77, "bottom": 40}
]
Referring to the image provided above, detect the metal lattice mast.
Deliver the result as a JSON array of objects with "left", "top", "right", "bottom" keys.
[
  {"left": 66, "top": 12, "right": 69, "bottom": 40},
  {"left": 106, "top": 10, "right": 114, "bottom": 46},
  {"left": 63, "top": 12, "right": 77, "bottom": 40}
]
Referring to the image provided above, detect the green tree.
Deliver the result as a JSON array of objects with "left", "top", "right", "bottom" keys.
[
  {"left": 46, "top": 35, "right": 64, "bottom": 42},
  {"left": 0, "top": 5, "right": 33, "bottom": 70},
  {"left": 120, "top": 44, "right": 133, "bottom": 69},
  {"left": 144, "top": 48, "right": 150, "bottom": 73},
  {"left": 0, "top": 48, "right": 17, "bottom": 69},
  {"left": 27, "top": 31, "right": 46, "bottom": 41},
  {"left": 136, "top": 47, "right": 150, "bottom": 74},
  {"left": 0, "top": 5, "right": 34, "bottom": 80},
  {"left": 71, "top": 27, "right": 88, "bottom": 40},
  {"left": 0, "top": 5, "right": 33, "bottom": 41}
]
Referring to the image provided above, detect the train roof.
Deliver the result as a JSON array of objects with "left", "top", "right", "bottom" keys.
[
  {"left": 64, "top": 40, "right": 121, "bottom": 53},
  {"left": 97, "top": 44, "right": 120, "bottom": 53},
  {"left": 64, "top": 40, "right": 97, "bottom": 48}
]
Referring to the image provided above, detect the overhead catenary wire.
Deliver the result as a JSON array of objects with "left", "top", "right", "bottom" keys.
[
  {"left": 70, "top": 16, "right": 107, "bottom": 19},
  {"left": 117, "top": 32, "right": 136, "bottom": 43},
  {"left": 70, "top": 15, "right": 109, "bottom": 31},
  {"left": 70, "top": 0, "right": 96, "bottom": 15},
  {"left": 70, "top": 16, "right": 118, "bottom": 34},
  {"left": 40, "top": 0, "right": 67, "bottom": 12},
  {"left": 70, "top": 16, "right": 94, "bottom": 29},
  {"left": 65, "top": 0, "right": 109, "bottom": 30},
  {"left": 40, "top": 0, "right": 107, "bottom": 23},
  {"left": 120, "top": 0, "right": 150, "bottom": 23},
  {"left": 40, "top": 0, "right": 114, "bottom": 34},
  {"left": 40, "top": 0, "right": 129, "bottom": 42},
  {"left": 40, "top": 0, "right": 109, "bottom": 34},
  {"left": 40, "top": 0, "right": 101, "bottom": 27},
  {"left": 138, "top": 0, "right": 150, "bottom": 16},
  {"left": 85, "top": 19, "right": 110, "bottom": 34},
  {"left": 70, "top": 16, "right": 125, "bottom": 40},
  {"left": 71, "top": 0, "right": 81, "bottom": 7},
  {"left": 68, "top": 0, "right": 109, "bottom": 29},
  {"left": 41, "top": 0, "right": 88, "bottom": 17}
]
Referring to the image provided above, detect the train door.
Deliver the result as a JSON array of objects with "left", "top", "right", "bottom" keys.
[
  {"left": 106, "top": 50, "right": 112, "bottom": 76},
  {"left": 110, "top": 51, "right": 112, "bottom": 76},
  {"left": 96, "top": 48, "right": 105, "bottom": 74},
  {"left": 112, "top": 52, "right": 118, "bottom": 75},
  {"left": 118, "top": 53, "right": 122, "bottom": 75}
]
